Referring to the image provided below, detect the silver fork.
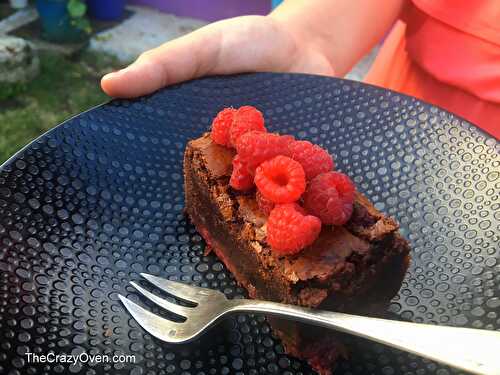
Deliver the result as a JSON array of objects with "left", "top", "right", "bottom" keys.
[{"left": 119, "top": 273, "right": 500, "bottom": 375}]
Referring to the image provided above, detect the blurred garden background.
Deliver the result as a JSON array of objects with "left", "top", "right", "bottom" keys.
[
  {"left": 0, "top": 0, "right": 373, "bottom": 165},
  {"left": 0, "top": 48, "right": 119, "bottom": 164}
]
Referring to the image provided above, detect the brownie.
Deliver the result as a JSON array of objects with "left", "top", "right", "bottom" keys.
[{"left": 184, "top": 134, "right": 411, "bottom": 375}]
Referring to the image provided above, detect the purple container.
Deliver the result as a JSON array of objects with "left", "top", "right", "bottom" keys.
[
  {"left": 87, "top": 0, "right": 125, "bottom": 21},
  {"left": 127, "top": 0, "right": 271, "bottom": 21}
]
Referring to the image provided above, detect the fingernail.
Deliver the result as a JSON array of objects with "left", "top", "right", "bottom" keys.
[
  {"left": 102, "top": 71, "right": 118, "bottom": 81},
  {"left": 103, "top": 67, "right": 128, "bottom": 81}
]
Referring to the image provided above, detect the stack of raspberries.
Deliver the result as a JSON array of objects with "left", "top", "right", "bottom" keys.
[{"left": 210, "top": 105, "right": 356, "bottom": 255}]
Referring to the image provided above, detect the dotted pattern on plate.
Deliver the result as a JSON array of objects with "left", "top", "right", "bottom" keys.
[{"left": 0, "top": 73, "right": 498, "bottom": 375}]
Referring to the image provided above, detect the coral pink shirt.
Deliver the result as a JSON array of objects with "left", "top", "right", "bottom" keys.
[
  {"left": 408, "top": 0, "right": 500, "bottom": 104},
  {"left": 365, "top": 0, "right": 500, "bottom": 138}
]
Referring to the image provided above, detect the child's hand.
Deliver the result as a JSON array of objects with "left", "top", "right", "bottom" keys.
[
  {"left": 101, "top": 15, "right": 334, "bottom": 98},
  {"left": 101, "top": 0, "right": 404, "bottom": 98}
]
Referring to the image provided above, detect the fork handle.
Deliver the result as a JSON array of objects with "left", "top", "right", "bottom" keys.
[{"left": 228, "top": 299, "right": 500, "bottom": 375}]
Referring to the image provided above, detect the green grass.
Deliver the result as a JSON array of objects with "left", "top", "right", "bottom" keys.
[{"left": 0, "top": 51, "right": 122, "bottom": 164}]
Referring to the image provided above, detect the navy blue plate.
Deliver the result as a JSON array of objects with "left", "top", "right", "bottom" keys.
[{"left": 0, "top": 73, "right": 498, "bottom": 375}]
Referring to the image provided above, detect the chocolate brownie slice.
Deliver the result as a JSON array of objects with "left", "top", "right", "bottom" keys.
[{"left": 184, "top": 134, "right": 410, "bottom": 375}]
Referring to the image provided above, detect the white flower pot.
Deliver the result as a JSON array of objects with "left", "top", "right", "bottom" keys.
[{"left": 9, "top": 0, "right": 28, "bottom": 9}]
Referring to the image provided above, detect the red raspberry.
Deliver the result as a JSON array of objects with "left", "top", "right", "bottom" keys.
[
  {"left": 303, "top": 172, "right": 355, "bottom": 225},
  {"left": 254, "top": 155, "right": 306, "bottom": 203},
  {"left": 267, "top": 203, "right": 322, "bottom": 254},
  {"left": 230, "top": 155, "right": 253, "bottom": 191},
  {"left": 256, "top": 190, "right": 275, "bottom": 216},
  {"left": 210, "top": 107, "right": 236, "bottom": 147},
  {"left": 235, "top": 131, "right": 294, "bottom": 173},
  {"left": 229, "top": 105, "right": 266, "bottom": 146},
  {"left": 287, "top": 140, "right": 334, "bottom": 180}
]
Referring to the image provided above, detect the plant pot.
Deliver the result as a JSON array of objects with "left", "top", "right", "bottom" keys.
[
  {"left": 87, "top": 0, "right": 125, "bottom": 21},
  {"left": 35, "top": 0, "right": 86, "bottom": 43},
  {"left": 10, "top": 0, "right": 28, "bottom": 9}
]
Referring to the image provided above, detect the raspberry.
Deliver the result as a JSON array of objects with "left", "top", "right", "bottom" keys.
[
  {"left": 235, "top": 131, "right": 294, "bottom": 173},
  {"left": 254, "top": 155, "right": 306, "bottom": 203},
  {"left": 229, "top": 105, "right": 266, "bottom": 146},
  {"left": 267, "top": 203, "right": 322, "bottom": 254},
  {"left": 230, "top": 155, "right": 254, "bottom": 191},
  {"left": 210, "top": 107, "right": 236, "bottom": 147},
  {"left": 303, "top": 172, "right": 355, "bottom": 225},
  {"left": 287, "top": 140, "right": 334, "bottom": 180},
  {"left": 256, "top": 190, "right": 275, "bottom": 216}
]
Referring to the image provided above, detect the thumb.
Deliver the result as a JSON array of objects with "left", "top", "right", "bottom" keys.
[{"left": 101, "top": 23, "right": 223, "bottom": 98}]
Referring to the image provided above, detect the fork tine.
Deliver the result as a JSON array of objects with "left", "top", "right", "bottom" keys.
[
  {"left": 130, "top": 281, "right": 192, "bottom": 318},
  {"left": 118, "top": 294, "right": 189, "bottom": 343},
  {"left": 140, "top": 273, "right": 217, "bottom": 303}
]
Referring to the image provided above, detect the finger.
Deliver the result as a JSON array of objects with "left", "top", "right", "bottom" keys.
[
  {"left": 101, "top": 16, "right": 295, "bottom": 98},
  {"left": 101, "top": 23, "right": 223, "bottom": 98}
]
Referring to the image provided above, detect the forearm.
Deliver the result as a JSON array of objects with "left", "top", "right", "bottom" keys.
[
  {"left": 102, "top": 0, "right": 406, "bottom": 97},
  {"left": 270, "top": 0, "right": 406, "bottom": 76}
]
